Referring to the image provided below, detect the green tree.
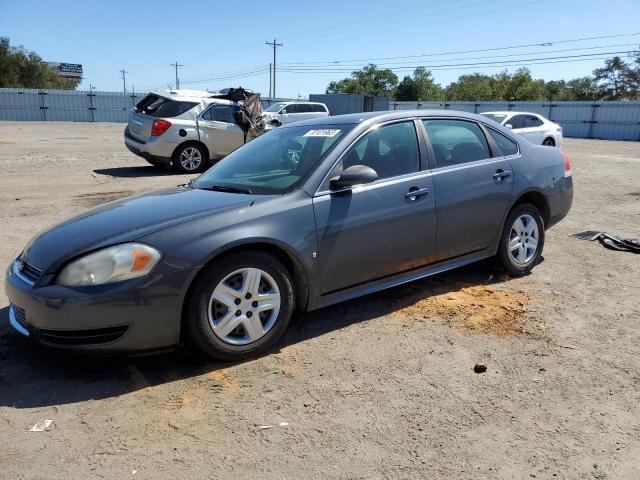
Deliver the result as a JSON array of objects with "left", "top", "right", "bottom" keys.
[
  {"left": 445, "top": 73, "right": 495, "bottom": 100},
  {"left": 593, "top": 56, "right": 632, "bottom": 100},
  {"left": 395, "top": 67, "right": 444, "bottom": 101},
  {"left": 491, "top": 68, "right": 546, "bottom": 101},
  {"left": 544, "top": 80, "right": 567, "bottom": 100},
  {"left": 326, "top": 64, "right": 398, "bottom": 97},
  {"left": 564, "top": 76, "right": 600, "bottom": 100},
  {"left": 0, "top": 37, "right": 80, "bottom": 89}
]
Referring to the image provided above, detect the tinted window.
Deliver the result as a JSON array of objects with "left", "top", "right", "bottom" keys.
[
  {"left": 297, "top": 104, "right": 312, "bottom": 113},
  {"left": 342, "top": 122, "right": 420, "bottom": 180},
  {"left": 422, "top": 119, "right": 490, "bottom": 167},
  {"left": 284, "top": 104, "right": 299, "bottom": 114},
  {"left": 203, "top": 104, "right": 238, "bottom": 124},
  {"left": 489, "top": 129, "right": 519, "bottom": 156},
  {"left": 312, "top": 104, "right": 327, "bottom": 112},
  {"left": 506, "top": 115, "right": 524, "bottom": 129},
  {"left": 524, "top": 115, "right": 542, "bottom": 128},
  {"left": 134, "top": 94, "right": 197, "bottom": 118}
]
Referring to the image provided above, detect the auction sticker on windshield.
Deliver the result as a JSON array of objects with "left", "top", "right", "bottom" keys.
[{"left": 304, "top": 129, "right": 341, "bottom": 137}]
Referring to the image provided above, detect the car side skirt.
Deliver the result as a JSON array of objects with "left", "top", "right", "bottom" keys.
[{"left": 309, "top": 248, "right": 493, "bottom": 311}]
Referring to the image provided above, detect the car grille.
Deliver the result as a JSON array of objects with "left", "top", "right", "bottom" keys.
[
  {"left": 14, "top": 258, "right": 42, "bottom": 285},
  {"left": 38, "top": 325, "right": 130, "bottom": 346}
]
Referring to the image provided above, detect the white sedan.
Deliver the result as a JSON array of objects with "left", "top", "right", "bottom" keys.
[{"left": 480, "top": 111, "right": 562, "bottom": 147}]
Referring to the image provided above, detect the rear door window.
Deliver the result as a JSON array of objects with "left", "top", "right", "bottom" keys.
[
  {"left": 506, "top": 115, "right": 524, "bottom": 129},
  {"left": 297, "top": 104, "right": 313, "bottom": 113},
  {"left": 524, "top": 115, "right": 542, "bottom": 128},
  {"left": 202, "top": 104, "right": 238, "bottom": 124},
  {"left": 134, "top": 94, "right": 197, "bottom": 118},
  {"left": 488, "top": 129, "right": 519, "bottom": 156},
  {"left": 422, "top": 119, "right": 490, "bottom": 168}
]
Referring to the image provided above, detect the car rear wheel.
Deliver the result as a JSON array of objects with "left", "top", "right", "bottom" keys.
[
  {"left": 173, "top": 143, "right": 207, "bottom": 174},
  {"left": 542, "top": 137, "right": 555, "bottom": 147},
  {"left": 184, "top": 251, "right": 294, "bottom": 361},
  {"left": 496, "top": 203, "right": 545, "bottom": 275}
]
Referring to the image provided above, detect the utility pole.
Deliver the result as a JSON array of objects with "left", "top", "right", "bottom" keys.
[
  {"left": 265, "top": 38, "right": 283, "bottom": 98},
  {"left": 119, "top": 69, "right": 128, "bottom": 94},
  {"left": 170, "top": 61, "right": 183, "bottom": 90},
  {"left": 268, "top": 62, "right": 272, "bottom": 99}
]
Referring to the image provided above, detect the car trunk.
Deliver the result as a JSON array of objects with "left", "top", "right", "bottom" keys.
[{"left": 128, "top": 93, "right": 199, "bottom": 142}]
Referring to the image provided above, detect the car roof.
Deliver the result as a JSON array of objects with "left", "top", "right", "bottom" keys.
[
  {"left": 281, "top": 109, "right": 495, "bottom": 127},
  {"left": 481, "top": 111, "right": 542, "bottom": 117}
]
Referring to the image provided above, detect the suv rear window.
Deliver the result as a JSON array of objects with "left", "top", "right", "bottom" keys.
[{"left": 134, "top": 94, "right": 198, "bottom": 118}]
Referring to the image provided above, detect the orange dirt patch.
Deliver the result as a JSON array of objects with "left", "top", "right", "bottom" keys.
[
  {"left": 207, "top": 370, "right": 242, "bottom": 395},
  {"left": 391, "top": 285, "right": 550, "bottom": 341}
]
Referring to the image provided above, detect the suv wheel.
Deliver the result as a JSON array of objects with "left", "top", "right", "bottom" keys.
[
  {"left": 173, "top": 143, "right": 207, "bottom": 173},
  {"left": 184, "top": 251, "right": 294, "bottom": 361},
  {"left": 496, "top": 203, "right": 545, "bottom": 275}
]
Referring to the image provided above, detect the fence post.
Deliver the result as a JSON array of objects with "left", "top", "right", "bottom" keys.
[
  {"left": 588, "top": 103, "right": 599, "bottom": 139},
  {"left": 38, "top": 90, "right": 47, "bottom": 121},
  {"left": 87, "top": 90, "right": 95, "bottom": 123}
]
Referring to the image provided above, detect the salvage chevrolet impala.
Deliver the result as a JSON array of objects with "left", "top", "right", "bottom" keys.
[{"left": 6, "top": 111, "right": 573, "bottom": 360}]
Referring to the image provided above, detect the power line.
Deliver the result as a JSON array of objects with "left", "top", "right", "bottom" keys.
[
  {"left": 278, "top": 50, "right": 635, "bottom": 74},
  {"left": 266, "top": 38, "right": 283, "bottom": 98},
  {"left": 282, "top": 32, "right": 640, "bottom": 66},
  {"left": 170, "top": 61, "right": 183, "bottom": 89}
]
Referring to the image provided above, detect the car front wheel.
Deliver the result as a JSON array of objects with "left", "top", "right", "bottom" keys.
[
  {"left": 496, "top": 203, "right": 545, "bottom": 275},
  {"left": 184, "top": 251, "right": 294, "bottom": 361}
]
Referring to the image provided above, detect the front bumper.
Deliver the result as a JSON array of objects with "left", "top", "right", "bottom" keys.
[{"left": 5, "top": 263, "right": 195, "bottom": 353}]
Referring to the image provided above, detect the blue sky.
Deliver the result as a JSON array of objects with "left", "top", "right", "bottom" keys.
[{"left": 2, "top": 0, "right": 639, "bottom": 98}]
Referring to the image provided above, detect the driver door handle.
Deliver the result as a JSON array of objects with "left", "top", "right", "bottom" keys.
[{"left": 406, "top": 187, "right": 429, "bottom": 200}]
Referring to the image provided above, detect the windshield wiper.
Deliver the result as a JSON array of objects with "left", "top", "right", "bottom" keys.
[{"left": 205, "top": 184, "right": 253, "bottom": 194}]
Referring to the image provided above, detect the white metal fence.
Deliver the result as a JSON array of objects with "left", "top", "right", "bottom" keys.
[
  {"left": 1, "top": 88, "right": 639, "bottom": 140},
  {"left": 390, "top": 100, "right": 640, "bottom": 141},
  {"left": 0, "top": 88, "right": 300, "bottom": 123}
]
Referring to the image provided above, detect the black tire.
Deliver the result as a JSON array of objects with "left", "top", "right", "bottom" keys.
[
  {"left": 496, "top": 203, "right": 545, "bottom": 276},
  {"left": 172, "top": 142, "right": 208, "bottom": 174},
  {"left": 542, "top": 137, "right": 555, "bottom": 147},
  {"left": 184, "top": 251, "right": 294, "bottom": 362}
]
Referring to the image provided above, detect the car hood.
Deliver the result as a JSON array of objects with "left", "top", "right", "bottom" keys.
[{"left": 21, "top": 187, "right": 267, "bottom": 272}]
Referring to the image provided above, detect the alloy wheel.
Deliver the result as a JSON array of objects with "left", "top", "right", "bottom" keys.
[
  {"left": 207, "top": 268, "right": 281, "bottom": 345},
  {"left": 508, "top": 214, "right": 540, "bottom": 265},
  {"left": 180, "top": 147, "right": 202, "bottom": 171}
]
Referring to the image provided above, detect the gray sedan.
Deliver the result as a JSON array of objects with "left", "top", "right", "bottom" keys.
[{"left": 5, "top": 110, "right": 573, "bottom": 360}]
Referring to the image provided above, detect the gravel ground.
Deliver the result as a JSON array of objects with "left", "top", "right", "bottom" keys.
[{"left": 0, "top": 122, "right": 638, "bottom": 480}]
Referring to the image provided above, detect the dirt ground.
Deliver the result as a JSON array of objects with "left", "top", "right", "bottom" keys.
[{"left": 0, "top": 121, "right": 638, "bottom": 480}]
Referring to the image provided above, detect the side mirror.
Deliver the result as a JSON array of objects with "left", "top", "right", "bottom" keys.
[
  {"left": 280, "top": 109, "right": 286, "bottom": 114},
  {"left": 330, "top": 165, "right": 378, "bottom": 190},
  {"left": 505, "top": 123, "right": 513, "bottom": 130}
]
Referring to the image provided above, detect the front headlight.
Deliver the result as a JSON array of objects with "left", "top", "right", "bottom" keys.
[{"left": 57, "top": 243, "right": 162, "bottom": 286}]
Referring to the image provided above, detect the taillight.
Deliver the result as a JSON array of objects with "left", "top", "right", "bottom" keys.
[
  {"left": 151, "top": 119, "right": 172, "bottom": 136},
  {"left": 556, "top": 126, "right": 562, "bottom": 132},
  {"left": 560, "top": 148, "right": 571, "bottom": 177}
]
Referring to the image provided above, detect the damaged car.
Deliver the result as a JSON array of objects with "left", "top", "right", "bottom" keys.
[{"left": 124, "top": 87, "right": 265, "bottom": 173}]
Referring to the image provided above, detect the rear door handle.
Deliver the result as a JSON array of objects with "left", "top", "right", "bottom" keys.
[
  {"left": 406, "top": 187, "right": 429, "bottom": 200},
  {"left": 493, "top": 170, "right": 512, "bottom": 181}
]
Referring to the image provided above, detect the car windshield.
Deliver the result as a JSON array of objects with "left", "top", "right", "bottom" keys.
[
  {"left": 194, "top": 125, "right": 351, "bottom": 195},
  {"left": 480, "top": 113, "right": 509, "bottom": 124},
  {"left": 264, "top": 102, "right": 289, "bottom": 113}
]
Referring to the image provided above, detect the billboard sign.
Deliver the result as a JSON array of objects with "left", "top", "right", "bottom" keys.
[{"left": 46, "top": 62, "right": 83, "bottom": 79}]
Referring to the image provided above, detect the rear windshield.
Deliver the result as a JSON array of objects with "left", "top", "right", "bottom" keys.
[
  {"left": 480, "top": 113, "right": 508, "bottom": 124},
  {"left": 134, "top": 94, "right": 198, "bottom": 118}
]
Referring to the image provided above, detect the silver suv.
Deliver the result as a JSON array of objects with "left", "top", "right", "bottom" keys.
[{"left": 124, "top": 88, "right": 262, "bottom": 173}]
